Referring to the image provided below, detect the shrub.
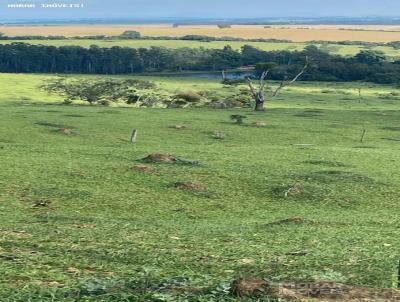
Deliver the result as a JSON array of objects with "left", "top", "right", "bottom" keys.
[
  {"left": 120, "top": 30, "right": 141, "bottom": 39},
  {"left": 41, "top": 78, "right": 156, "bottom": 105},
  {"left": 62, "top": 99, "right": 73, "bottom": 105},
  {"left": 230, "top": 115, "right": 247, "bottom": 124},
  {"left": 213, "top": 131, "right": 226, "bottom": 140},
  {"left": 99, "top": 100, "right": 112, "bottom": 106},
  {"left": 137, "top": 92, "right": 174, "bottom": 108},
  {"left": 174, "top": 91, "right": 202, "bottom": 103},
  {"left": 221, "top": 78, "right": 248, "bottom": 86}
]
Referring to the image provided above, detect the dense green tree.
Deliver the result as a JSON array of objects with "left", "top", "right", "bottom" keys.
[
  {"left": 0, "top": 43, "right": 399, "bottom": 84},
  {"left": 120, "top": 30, "right": 141, "bottom": 39},
  {"left": 355, "top": 50, "right": 386, "bottom": 65},
  {"left": 41, "top": 78, "right": 155, "bottom": 104}
]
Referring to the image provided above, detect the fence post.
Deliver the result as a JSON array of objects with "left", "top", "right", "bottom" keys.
[{"left": 131, "top": 129, "right": 138, "bottom": 143}]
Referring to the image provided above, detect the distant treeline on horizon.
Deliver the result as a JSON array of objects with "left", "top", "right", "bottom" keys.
[
  {"left": 1, "top": 32, "right": 400, "bottom": 49},
  {"left": 0, "top": 43, "right": 399, "bottom": 84}
]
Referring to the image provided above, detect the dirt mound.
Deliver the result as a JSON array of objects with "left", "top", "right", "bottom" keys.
[
  {"left": 132, "top": 165, "right": 156, "bottom": 173},
  {"left": 142, "top": 154, "right": 178, "bottom": 163},
  {"left": 58, "top": 128, "right": 73, "bottom": 135},
  {"left": 173, "top": 124, "right": 187, "bottom": 130},
  {"left": 174, "top": 181, "right": 206, "bottom": 191},
  {"left": 141, "top": 154, "right": 199, "bottom": 165},
  {"left": 254, "top": 121, "right": 268, "bottom": 127},
  {"left": 231, "top": 278, "right": 275, "bottom": 297},
  {"left": 232, "top": 278, "right": 400, "bottom": 301}
]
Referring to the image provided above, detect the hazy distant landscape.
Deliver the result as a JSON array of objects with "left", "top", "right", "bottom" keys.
[{"left": 2, "top": 23, "right": 400, "bottom": 42}]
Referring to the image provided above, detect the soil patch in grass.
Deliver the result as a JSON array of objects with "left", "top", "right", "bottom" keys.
[
  {"left": 57, "top": 128, "right": 74, "bottom": 135},
  {"left": 141, "top": 153, "right": 199, "bottom": 165},
  {"left": 132, "top": 165, "right": 156, "bottom": 174},
  {"left": 231, "top": 278, "right": 400, "bottom": 301}
]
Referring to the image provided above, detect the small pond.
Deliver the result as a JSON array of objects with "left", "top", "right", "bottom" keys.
[{"left": 154, "top": 70, "right": 255, "bottom": 79}]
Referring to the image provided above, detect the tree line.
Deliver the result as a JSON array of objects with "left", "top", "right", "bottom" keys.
[
  {"left": 0, "top": 43, "right": 400, "bottom": 84},
  {"left": 2, "top": 31, "right": 399, "bottom": 48}
]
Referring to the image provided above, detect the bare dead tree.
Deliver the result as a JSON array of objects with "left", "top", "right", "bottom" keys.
[
  {"left": 247, "top": 58, "right": 309, "bottom": 111},
  {"left": 247, "top": 70, "right": 269, "bottom": 111}
]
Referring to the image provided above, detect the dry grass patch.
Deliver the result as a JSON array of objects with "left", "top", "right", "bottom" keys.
[{"left": 2, "top": 24, "right": 400, "bottom": 42}]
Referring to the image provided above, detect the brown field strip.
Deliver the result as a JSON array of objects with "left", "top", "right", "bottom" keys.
[{"left": 1, "top": 24, "right": 400, "bottom": 42}]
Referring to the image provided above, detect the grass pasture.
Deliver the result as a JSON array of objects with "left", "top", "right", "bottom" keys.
[
  {"left": 2, "top": 24, "right": 400, "bottom": 42},
  {"left": 1, "top": 73, "right": 400, "bottom": 301}
]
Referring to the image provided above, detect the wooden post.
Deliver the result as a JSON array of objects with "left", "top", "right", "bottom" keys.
[
  {"left": 397, "top": 259, "right": 400, "bottom": 289},
  {"left": 131, "top": 129, "right": 138, "bottom": 143},
  {"left": 360, "top": 128, "right": 367, "bottom": 143}
]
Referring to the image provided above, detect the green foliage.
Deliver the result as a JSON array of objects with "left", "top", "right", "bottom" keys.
[
  {"left": 41, "top": 78, "right": 156, "bottom": 105},
  {"left": 255, "top": 62, "right": 278, "bottom": 72},
  {"left": 230, "top": 114, "right": 247, "bottom": 124},
  {"left": 120, "top": 30, "right": 141, "bottom": 39},
  {"left": 217, "top": 24, "right": 232, "bottom": 29},
  {"left": 1, "top": 43, "right": 400, "bottom": 84},
  {"left": 174, "top": 91, "right": 203, "bottom": 103},
  {"left": 355, "top": 50, "right": 386, "bottom": 64}
]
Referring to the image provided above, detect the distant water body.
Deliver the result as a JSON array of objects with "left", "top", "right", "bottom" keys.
[{"left": 154, "top": 71, "right": 255, "bottom": 79}]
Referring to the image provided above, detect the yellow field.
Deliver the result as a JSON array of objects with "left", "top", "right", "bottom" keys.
[{"left": 1, "top": 24, "right": 400, "bottom": 42}]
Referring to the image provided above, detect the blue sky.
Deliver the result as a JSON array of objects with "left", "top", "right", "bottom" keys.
[{"left": 1, "top": 0, "right": 400, "bottom": 20}]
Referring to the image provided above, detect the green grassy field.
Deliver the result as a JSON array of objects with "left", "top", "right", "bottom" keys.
[
  {"left": 1, "top": 73, "right": 400, "bottom": 301},
  {"left": 1, "top": 39, "right": 399, "bottom": 58}
]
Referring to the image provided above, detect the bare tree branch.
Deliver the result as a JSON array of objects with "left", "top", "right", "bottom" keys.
[
  {"left": 259, "top": 70, "right": 269, "bottom": 97},
  {"left": 247, "top": 77, "right": 258, "bottom": 98},
  {"left": 247, "top": 70, "right": 269, "bottom": 97},
  {"left": 272, "top": 57, "right": 309, "bottom": 97}
]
